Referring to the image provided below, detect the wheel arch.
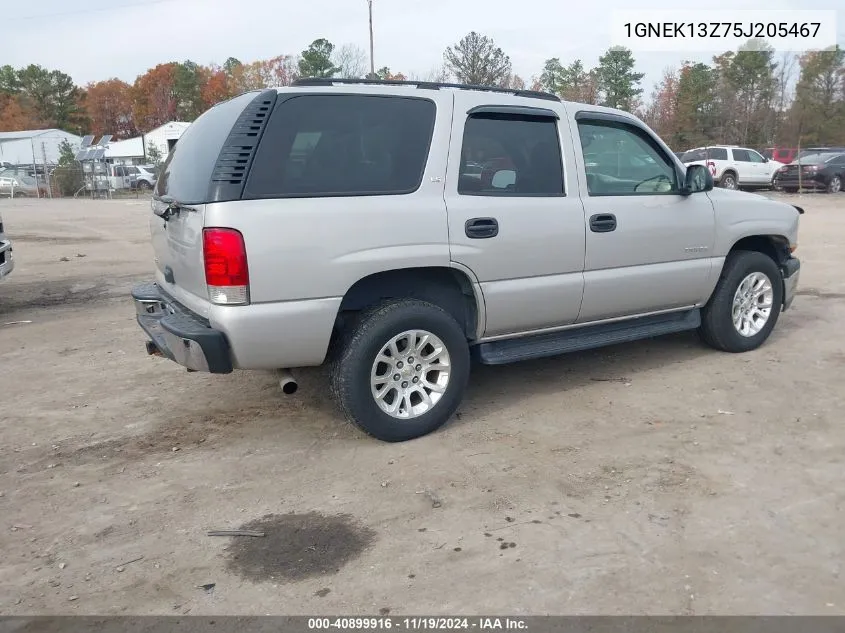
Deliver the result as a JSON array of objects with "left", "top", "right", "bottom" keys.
[
  {"left": 335, "top": 266, "right": 484, "bottom": 341},
  {"left": 728, "top": 234, "right": 792, "bottom": 266}
]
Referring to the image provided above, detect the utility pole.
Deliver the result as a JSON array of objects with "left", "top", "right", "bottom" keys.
[
  {"left": 42, "top": 142, "right": 54, "bottom": 198},
  {"left": 367, "top": 0, "right": 375, "bottom": 79}
]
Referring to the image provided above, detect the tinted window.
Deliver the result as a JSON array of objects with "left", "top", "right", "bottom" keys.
[
  {"left": 458, "top": 114, "right": 563, "bottom": 196},
  {"left": 681, "top": 147, "right": 727, "bottom": 162},
  {"left": 830, "top": 154, "right": 845, "bottom": 165},
  {"left": 747, "top": 150, "right": 765, "bottom": 163},
  {"left": 578, "top": 120, "right": 677, "bottom": 196},
  {"left": 732, "top": 149, "right": 751, "bottom": 162},
  {"left": 155, "top": 91, "right": 259, "bottom": 203},
  {"left": 681, "top": 149, "right": 706, "bottom": 162},
  {"left": 245, "top": 95, "right": 435, "bottom": 198}
]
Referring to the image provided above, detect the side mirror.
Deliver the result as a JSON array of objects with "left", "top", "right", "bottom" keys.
[
  {"left": 681, "top": 164, "right": 713, "bottom": 195},
  {"left": 491, "top": 169, "right": 516, "bottom": 189}
]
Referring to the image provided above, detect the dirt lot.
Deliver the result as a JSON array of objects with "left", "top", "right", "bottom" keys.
[{"left": 1, "top": 194, "right": 844, "bottom": 616}]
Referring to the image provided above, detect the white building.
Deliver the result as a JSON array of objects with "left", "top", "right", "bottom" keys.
[
  {"left": 0, "top": 129, "right": 83, "bottom": 166},
  {"left": 104, "top": 121, "right": 191, "bottom": 164}
]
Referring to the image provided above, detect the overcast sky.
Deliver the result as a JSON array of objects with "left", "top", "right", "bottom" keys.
[{"left": 2, "top": 0, "right": 843, "bottom": 97}]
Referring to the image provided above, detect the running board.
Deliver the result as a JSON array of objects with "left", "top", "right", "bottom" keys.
[{"left": 474, "top": 309, "right": 701, "bottom": 365}]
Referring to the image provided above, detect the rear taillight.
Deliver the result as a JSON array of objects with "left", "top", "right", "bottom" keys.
[{"left": 202, "top": 228, "right": 249, "bottom": 305}]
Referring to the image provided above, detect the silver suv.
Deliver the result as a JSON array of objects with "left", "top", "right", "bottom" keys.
[{"left": 132, "top": 79, "right": 803, "bottom": 442}]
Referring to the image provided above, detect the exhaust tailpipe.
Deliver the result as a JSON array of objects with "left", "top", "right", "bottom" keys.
[{"left": 278, "top": 369, "right": 298, "bottom": 395}]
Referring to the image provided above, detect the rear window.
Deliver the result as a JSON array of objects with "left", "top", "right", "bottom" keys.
[
  {"left": 244, "top": 95, "right": 436, "bottom": 198},
  {"left": 154, "top": 91, "right": 259, "bottom": 203},
  {"left": 681, "top": 147, "right": 727, "bottom": 162}
]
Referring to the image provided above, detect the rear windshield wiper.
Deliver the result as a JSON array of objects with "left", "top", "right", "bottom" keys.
[{"left": 153, "top": 195, "right": 197, "bottom": 221}]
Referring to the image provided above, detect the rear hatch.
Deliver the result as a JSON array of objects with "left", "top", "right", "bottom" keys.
[{"left": 150, "top": 90, "right": 271, "bottom": 313}]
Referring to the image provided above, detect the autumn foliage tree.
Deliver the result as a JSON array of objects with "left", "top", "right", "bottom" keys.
[
  {"left": 84, "top": 79, "right": 136, "bottom": 139},
  {"left": 132, "top": 63, "right": 178, "bottom": 131}
]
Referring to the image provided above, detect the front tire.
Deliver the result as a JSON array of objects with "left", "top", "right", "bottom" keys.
[
  {"left": 330, "top": 300, "right": 471, "bottom": 442},
  {"left": 700, "top": 250, "right": 783, "bottom": 353},
  {"left": 827, "top": 175, "right": 842, "bottom": 194}
]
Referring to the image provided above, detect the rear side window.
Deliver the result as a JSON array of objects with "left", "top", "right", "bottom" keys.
[
  {"left": 244, "top": 95, "right": 436, "bottom": 198},
  {"left": 681, "top": 149, "right": 705, "bottom": 162},
  {"left": 155, "top": 91, "right": 259, "bottom": 204},
  {"left": 458, "top": 114, "right": 564, "bottom": 196},
  {"left": 682, "top": 147, "right": 727, "bottom": 162}
]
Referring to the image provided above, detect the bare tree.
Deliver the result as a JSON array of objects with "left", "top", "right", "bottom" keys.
[
  {"left": 443, "top": 32, "right": 512, "bottom": 86},
  {"left": 333, "top": 43, "right": 368, "bottom": 79}
]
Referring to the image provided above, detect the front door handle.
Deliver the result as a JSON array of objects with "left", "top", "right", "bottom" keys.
[
  {"left": 465, "top": 217, "right": 499, "bottom": 239},
  {"left": 589, "top": 213, "right": 617, "bottom": 233}
]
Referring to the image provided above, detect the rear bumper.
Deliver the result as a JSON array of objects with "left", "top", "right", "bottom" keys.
[
  {"left": 0, "top": 239, "right": 13, "bottom": 280},
  {"left": 132, "top": 282, "right": 233, "bottom": 373},
  {"left": 782, "top": 256, "right": 800, "bottom": 311},
  {"left": 775, "top": 175, "right": 826, "bottom": 189}
]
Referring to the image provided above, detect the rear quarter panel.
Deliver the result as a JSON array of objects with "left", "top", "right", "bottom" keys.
[{"left": 204, "top": 92, "right": 456, "bottom": 305}]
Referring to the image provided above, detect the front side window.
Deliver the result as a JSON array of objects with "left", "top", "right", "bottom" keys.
[
  {"left": 245, "top": 95, "right": 436, "bottom": 198},
  {"left": 732, "top": 149, "right": 751, "bottom": 162},
  {"left": 578, "top": 120, "right": 677, "bottom": 196},
  {"left": 458, "top": 114, "right": 564, "bottom": 196},
  {"left": 747, "top": 150, "right": 765, "bottom": 163}
]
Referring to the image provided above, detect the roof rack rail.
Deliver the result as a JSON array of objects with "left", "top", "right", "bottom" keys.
[{"left": 291, "top": 77, "right": 561, "bottom": 102}]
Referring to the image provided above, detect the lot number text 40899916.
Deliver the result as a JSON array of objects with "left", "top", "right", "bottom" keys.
[{"left": 307, "top": 618, "right": 528, "bottom": 631}]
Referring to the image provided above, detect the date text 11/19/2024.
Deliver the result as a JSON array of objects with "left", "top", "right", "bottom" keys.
[{"left": 308, "top": 618, "right": 528, "bottom": 631}]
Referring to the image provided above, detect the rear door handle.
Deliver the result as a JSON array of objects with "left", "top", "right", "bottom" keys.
[
  {"left": 589, "top": 213, "right": 617, "bottom": 233},
  {"left": 465, "top": 217, "right": 499, "bottom": 239}
]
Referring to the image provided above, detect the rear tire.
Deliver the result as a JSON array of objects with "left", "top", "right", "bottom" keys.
[
  {"left": 330, "top": 300, "right": 470, "bottom": 442},
  {"left": 720, "top": 172, "right": 738, "bottom": 190},
  {"left": 700, "top": 250, "right": 783, "bottom": 353}
]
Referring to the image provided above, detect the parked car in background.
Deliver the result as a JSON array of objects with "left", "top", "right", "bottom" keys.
[
  {"left": 681, "top": 145, "right": 784, "bottom": 190},
  {"left": 774, "top": 152, "right": 845, "bottom": 193},
  {"left": 0, "top": 212, "right": 13, "bottom": 281},
  {"left": 794, "top": 147, "right": 845, "bottom": 162},
  {"left": 0, "top": 172, "right": 42, "bottom": 197},
  {"left": 111, "top": 164, "right": 157, "bottom": 190},
  {"left": 761, "top": 147, "right": 799, "bottom": 164},
  {"left": 132, "top": 79, "right": 803, "bottom": 442}
]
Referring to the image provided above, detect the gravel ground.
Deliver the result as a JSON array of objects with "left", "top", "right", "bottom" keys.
[{"left": 0, "top": 193, "right": 843, "bottom": 615}]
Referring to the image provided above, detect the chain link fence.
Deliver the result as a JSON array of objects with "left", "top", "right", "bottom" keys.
[{"left": 1, "top": 165, "right": 155, "bottom": 200}]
